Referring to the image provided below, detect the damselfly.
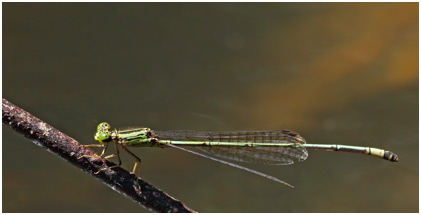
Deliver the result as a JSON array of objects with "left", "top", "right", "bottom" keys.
[{"left": 85, "top": 122, "right": 398, "bottom": 188}]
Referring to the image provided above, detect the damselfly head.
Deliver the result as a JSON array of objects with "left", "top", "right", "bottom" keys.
[{"left": 94, "top": 122, "right": 112, "bottom": 144}]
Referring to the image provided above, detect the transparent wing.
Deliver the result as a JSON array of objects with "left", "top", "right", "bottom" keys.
[{"left": 155, "top": 130, "right": 309, "bottom": 165}]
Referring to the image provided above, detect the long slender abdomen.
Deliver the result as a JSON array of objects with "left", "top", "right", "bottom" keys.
[{"left": 303, "top": 144, "right": 398, "bottom": 162}]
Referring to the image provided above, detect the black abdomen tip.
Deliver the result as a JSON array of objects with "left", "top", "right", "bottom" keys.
[{"left": 384, "top": 151, "right": 399, "bottom": 162}]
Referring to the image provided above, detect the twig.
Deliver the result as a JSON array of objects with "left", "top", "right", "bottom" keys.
[{"left": 2, "top": 98, "right": 196, "bottom": 213}]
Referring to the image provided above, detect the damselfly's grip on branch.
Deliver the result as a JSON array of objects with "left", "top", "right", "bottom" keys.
[{"left": 2, "top": 98, "right": 196, "bottom": 213}]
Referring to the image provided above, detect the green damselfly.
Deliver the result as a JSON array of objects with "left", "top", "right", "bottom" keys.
[{"left": 85, "top": 122, "right": 398, "bottom": 188}]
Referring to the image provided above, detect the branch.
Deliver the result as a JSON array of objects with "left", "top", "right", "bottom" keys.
[{"left": 2, "top": 98, "right": 196, "bottom": 213}]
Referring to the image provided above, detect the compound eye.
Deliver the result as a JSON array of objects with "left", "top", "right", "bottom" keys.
[
  {"left": 103, "top": 124, "right": 110, "bottom": 130},
  {"left": 95, "top": 132, "right": 111, "bottom": 143},
  {"left": 99, "top": 133, "right": 111, "bottom": 141},
  {"left": 98, "top": 122, "right": 111, "bottom": 131}
]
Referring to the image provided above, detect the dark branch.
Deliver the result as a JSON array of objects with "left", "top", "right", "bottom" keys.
[{"left": 2, "top": 98, "right": 196, "bottom": 213}]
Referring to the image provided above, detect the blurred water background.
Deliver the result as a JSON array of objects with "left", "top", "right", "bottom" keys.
[{"left": 3, "top": 2, "right": 418, "bottom": 212}]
